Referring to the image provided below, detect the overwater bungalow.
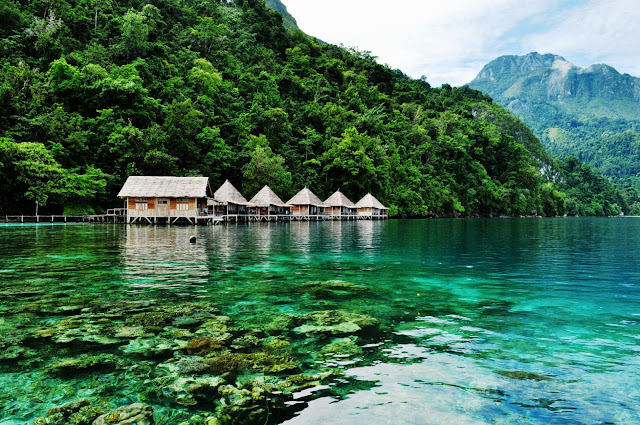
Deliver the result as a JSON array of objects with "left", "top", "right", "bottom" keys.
[
  {"left": 287, "top": 187, "right": 326, "bottom": 220},
  {"left": 248, "top": 185, "right": 291, "bottom": 220},
  {"left": 211, "top": 179, "right": 250, "bottom": 218},
  {"left": 117, "top": 176, "right": 214, "bottom": 224},
  {"left": 324, "top": 189, "right": 357, "bottom": 219},
  {"left": 355, "top": 193, "right": 389, "bottom": 219}
]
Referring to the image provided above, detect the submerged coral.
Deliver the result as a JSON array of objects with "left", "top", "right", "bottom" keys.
[
  {"left": 292, "top": 310, "right": 379, "bottom": 336},
  {"left": 3, "top": 287, "right": 384, "bottom": 425},
  {"left": 495, "top": 370, "right": 552, "bottom": 381}
]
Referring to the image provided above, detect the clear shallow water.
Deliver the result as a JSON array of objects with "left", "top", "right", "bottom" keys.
[{"left": 1, "top": 219, "right": 639, "bottom": 424}]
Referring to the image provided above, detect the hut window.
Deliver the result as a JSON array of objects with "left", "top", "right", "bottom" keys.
[
  {"left": 157, "top": 200, "right": 168, "bottom": 205},
  {"left": 176, "top": 198, "right": 189, "bottom": 202},
  {"left": 135, "top": 198, "right": 147, "bottom": 202},
  {"left": 135, "top": 202, "right": 148, "bottom": 210},
  {"left": 177, "top": 203, "right": 189, "bottom": 211}
]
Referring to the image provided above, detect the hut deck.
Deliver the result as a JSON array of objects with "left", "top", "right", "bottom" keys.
[{"left": 3, "top": 212, "right": 385, "bottom": 225}]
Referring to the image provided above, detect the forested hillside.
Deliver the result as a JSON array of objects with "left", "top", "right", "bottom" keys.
[
  {"left": 0, "top": 0, "right": 630, "bottom": 216},
  {"left": 470, "top": 52, "right": 640, "bottom": 192}
]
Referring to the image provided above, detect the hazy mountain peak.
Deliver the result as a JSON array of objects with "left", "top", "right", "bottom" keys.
[
  {"left": 264, "top": 0, "right": 299, "bottom": 31},
  {"left": 468, "top": 53, "right": 640, "bottom": 190},
  {"left": 551, "top": 57, "right": 575, "bottom": 76}
]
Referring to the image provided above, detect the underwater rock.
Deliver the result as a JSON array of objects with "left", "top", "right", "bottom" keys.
[
  {"left": 319, "top": 337, "right": 363, "bottom": 358},
  {"left": 252, "top": 352, "right": 299, "bottom": 374},
  {"left": 119, "top": 337, "right": 181, "bottom": 357},
  {"left": 230, "top": 335, "right": 262, "bottom": 351},
  {"left": 292, "top": 310, "right": 379, "bottom": 336},
  {"left": 183, "top": 337, "right": 225, "bottom": 356},
  {"left": 173, "top": 312, "right": 212, "bottom": 328},
  {"left": 215, "top": 382, "right": 272, "bottom": 425},
  {"left": 163, "top": 376, "right": 226, "bottom": 406},
  {"left": 205, "top": 352, "right": 251, "bottom": 376},
  {"left": 129, "top": 312, "right": 171, "bottom": 328},
  {"left": 262, "top": 315, "right": 293, "bottom": 334},
  {"left": 46, "top": 399, "right": 91, "bottom": 416},
  {"left": 45, "top": 355, "right": 118, "bottom": 376},
  {"left": 194, "top": 316, "right": 233, "bottom": 341},
  {"left": 113, "top": 325, "right": 148, "bottom": 338},
  {"left": 262, "top": 337, "right": 291, "bottom": 353},
  {"left": 176, "top": 356, "right": 211, "bottom": 375},
  {"left": 495, "top": 369, "right": 552, "bottom": 381},
  {"left": 304, "top": 280, "right": 369, "bottom": 297},
  {"left": 0, "top": 344, "right": 36, "bottom": 361},
  {"left": 35, "top": 319, "right": 122, "bottom": 346},
  {"left": 39, "top": 399, "right": 108, "bottom": 425},
  {"left": 92, "top": 403, "right": 154, "bottom": 425}
]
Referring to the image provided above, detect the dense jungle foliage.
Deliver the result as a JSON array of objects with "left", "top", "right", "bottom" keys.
[{"left": 0, "top": 0, "right": 633, "bottom": 216}]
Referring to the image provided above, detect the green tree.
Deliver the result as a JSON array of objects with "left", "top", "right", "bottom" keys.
[{"left": 242, "top": 135, "right": 291, "bottom": 196}]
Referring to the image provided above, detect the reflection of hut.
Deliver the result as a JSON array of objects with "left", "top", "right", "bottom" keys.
[
  {"left": 211, "top": 180, "right": 250, "bottom": 217},
  {"left": 287, "top": 187, "right": 325, "bottom": 219},
  {"left": 248, "top": 185, "right": 290, "bottom": 220},
  {"left": 324, "top": 189, "right": 356, "bottom": 219},
  {"left": 355, "top": 193, "right": 389, "bottom": 219},
  {"left": 123, "top": 226, "right": 209, "bottom": 288},
  {"left": 118, "top": 176, "right": 212, "bottom": 224}
]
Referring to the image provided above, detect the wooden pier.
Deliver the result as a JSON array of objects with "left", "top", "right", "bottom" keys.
[{"left": 3, "top": 210, "right": 386, "bottom": 226}]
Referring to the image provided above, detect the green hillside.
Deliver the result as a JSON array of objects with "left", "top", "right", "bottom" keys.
[
  {"left": 264, "top": 0, "right": 299, "bottom": 31},
  {"left": 469, "top": 52, "right": 640, "bottom": 191},
  {"left": 0, "top": 1, "right": 629, "bottom": 216}
]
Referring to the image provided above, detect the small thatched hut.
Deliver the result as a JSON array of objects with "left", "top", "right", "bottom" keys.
[
  {"left": 118, "top": 176, "right": 212, "bottom": 219},
  {"left": 212, "top": 180, "right": 250, "bottom": 216},
  {"left": 324, "top": 189, "right": 356, "bottom": 217},
  {"left": 249, "top": 185, "right": 290, "bottom": 216},
  {"left": 355, "top": 193, "right": 388, "bottom": 218},
  {"left": 287, "top": 187, "right": 325, "bottom": 217}
]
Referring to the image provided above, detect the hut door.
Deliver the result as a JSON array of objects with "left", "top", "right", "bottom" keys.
[{"left": 156, "top": 198, "right": 170, "bottom": 216}]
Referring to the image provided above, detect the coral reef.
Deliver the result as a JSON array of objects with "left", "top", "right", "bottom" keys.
[
  {"left": 495, "top": 370, "right": 552, "bottom": 381},
  {"left": 3, "top": 286, "right": 384, "bottom": 425},
  {"left": 93, "top": 403, "right": 155, "bottom": 425}
]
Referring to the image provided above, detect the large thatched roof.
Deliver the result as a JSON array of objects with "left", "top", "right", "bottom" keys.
[
  {"left": 287, "top": 187, "right": 324, "bottom": 207},
  {"left": 355, "top": 193, "right": 388, "bottom": 209},
  {"left": 249, "top": 185, "right": 288, "bottom": 207},
  {"left": 118, "top": 176, "right": 211, "bottom": 198},
  {"left": 214, "top": 180, "right": 248, "bottom": 205},
  {"left": 324, "top": 189, "right": 355, "bottom": 208}
]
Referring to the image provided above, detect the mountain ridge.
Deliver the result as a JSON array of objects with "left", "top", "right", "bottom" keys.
[{"left": 469, "top": 52, "right": 640, "bottom": 190}]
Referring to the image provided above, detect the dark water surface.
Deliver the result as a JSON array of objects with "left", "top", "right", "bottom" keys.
[{"left": 1, "top": 219, "right": 639, "bottom": 424}]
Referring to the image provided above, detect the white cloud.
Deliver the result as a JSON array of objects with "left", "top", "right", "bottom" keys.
[
  {"left": 281, "top": 0, "right": 639, "bottom": 85},
  {"left": 523, "top": 0, "right": 640, "bottom": 76}
]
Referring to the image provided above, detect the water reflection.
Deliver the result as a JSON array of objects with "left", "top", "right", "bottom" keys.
[{"left": 122, "top": 225, "right": 209, "bottom": 296}]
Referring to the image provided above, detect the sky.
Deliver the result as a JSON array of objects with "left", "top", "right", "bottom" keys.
[{"left": 281, "top": 0, "right": 640, "bottom": 87}]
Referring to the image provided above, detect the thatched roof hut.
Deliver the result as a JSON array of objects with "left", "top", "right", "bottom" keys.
[
  {"left": 324, "top": 189, "right": 356, "bottom": 208},
  {"left": 213, "top": 180, "right": 248, "bottom": 205},
  {"left": 355, "top": 193, "right": 388, "bottom": 213},
  {"left": 118, "top": 176, "right": 212, "bottom": 198},
  {"left": 287, "top": 187, "right": 324, "bottom": 207},
  {"left": 249, "top": 185, "right": 288, "bottom": 207}
]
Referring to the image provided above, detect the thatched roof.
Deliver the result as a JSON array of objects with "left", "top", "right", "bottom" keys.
[
  {"left": 324, "top": 189, "right": 355, "bottom": 208},
  {"left": 355, "top": 193, "right": 388, "bottom": 209},
  {"left": 287, "top": 187, "right": 325, "bottom": 207},
  {"left": 214, "top": 180, "right": 248, "bottom": 205},
  {"left": 118, "top": 176, "right": 211, "bottom": 198},
  {"left": 249, "top": 185, "right": 289, "bottom": 207}
]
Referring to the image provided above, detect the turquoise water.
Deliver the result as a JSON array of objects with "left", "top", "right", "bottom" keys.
[{"left": 1, "top": 219, "right": 639, "bottom": 424}]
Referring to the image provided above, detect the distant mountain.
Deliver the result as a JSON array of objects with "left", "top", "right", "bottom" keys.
[
  {"left": 469, "top": 52, "right": 640, "bottom": 189},
  {"left": 265, "top": 0, "right": 299, "bottom": 31}
]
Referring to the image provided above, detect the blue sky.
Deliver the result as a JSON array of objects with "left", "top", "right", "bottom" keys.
[{"left": 282, "top": 0, "right": 640, "bottom": 86}]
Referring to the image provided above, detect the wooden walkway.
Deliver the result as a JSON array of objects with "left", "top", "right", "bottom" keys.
[{"left": 3, "top": 212, "right": 387, "bottom": 225}]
